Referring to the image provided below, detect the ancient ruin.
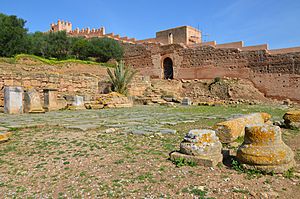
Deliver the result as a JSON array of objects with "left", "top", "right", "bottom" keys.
[
  {"left": 24, "top": 88, "right": 45, "bottom": 113},
  {"left": 4, "top": 86, "right": 23, "bottom": 114},
  {"left": 214, "top": 112, "right": 271, "bottom": 143},
  {"left": 237, "top": 124, "right": 296, "bottom": 173},
  {"left": 170, "top": 129, "right": 223, "bottom": 167},
  {"left": 283, "top": 110, "right": 300, "bottom": 129}
]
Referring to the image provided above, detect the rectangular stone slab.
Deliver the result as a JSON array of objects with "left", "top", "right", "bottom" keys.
[
  {"left": 4, "top": 86, "right": 23, "bottom": 114},
  {"left": 169, "top": 151, "right": 221, "bottom": 167}
]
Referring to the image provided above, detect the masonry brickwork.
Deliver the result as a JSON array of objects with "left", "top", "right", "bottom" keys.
[
  {"left": 0, "top": 63, "right": 108, "bottom": 107},
  {"left": 123, "top": 43, "right": 300, "bottom": 102}
]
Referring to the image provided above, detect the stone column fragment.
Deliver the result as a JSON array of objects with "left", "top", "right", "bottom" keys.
[
  {"left": 237, "top": 124, "right": 295, "bottom": 173},
  {"left": 170, "top": 129, "right": 223, "bottom": 167},
  {"left": 214, "top": 112, "right": 271, "bottom": 143}
]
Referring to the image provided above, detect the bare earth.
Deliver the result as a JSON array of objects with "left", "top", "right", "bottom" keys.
[{"left": 0, "top": 105, "right": 299, "bottom": 198}]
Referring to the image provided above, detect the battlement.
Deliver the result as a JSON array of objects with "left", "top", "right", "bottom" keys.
[
  {"left": 50, "top": 20, "right": 136, "bottom": 43},
  {"left": 191, "top": 40, "right": 300, "bottom": 54},
  {"left": 50, "top": 20, "right": 72, "bottom": 33}
]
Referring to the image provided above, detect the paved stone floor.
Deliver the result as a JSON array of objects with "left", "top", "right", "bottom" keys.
[{"left": 0, "top": 106, "right": 224, "bottom": 134}]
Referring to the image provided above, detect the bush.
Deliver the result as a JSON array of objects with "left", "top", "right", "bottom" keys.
[
  {"left": 69, "top": 37, "right": 90, "bottom": 60},
  {"left": 107, "top": 61, "right": 136, "bottom": 96},
  {"left": 89, "top": 37, "right": 123, "bottom": 62},
  {"left": 0, "top": 13, "right": 28, "bottom": 57}
]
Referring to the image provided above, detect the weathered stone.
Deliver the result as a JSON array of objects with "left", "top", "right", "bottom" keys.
[
  {"left": 43, "top": 88, "right": 59, "bottom": 111},
  {"left": 4, "top": 86, "right": 23, "bottom": 114},
  {"left": 214, "top": 113, "right": 271, "bottom": 143},
  {"left": 170, "top": 129, "right": 223, "bottom": 167},
  {"left": 70, "top": 95, "right": 85, "bottom": 110},
  {"left": 0, "top": 131, "right": 12, "bottom": 142},
  {"left": 283, "top": 110, "right": 300, "bottom": 129},
  {"left": 24, "top": 89, "right": 45, "bottom": 113},
  {"left": 96, "top": 92, "right": 133, "bottom": 108},
  {"left": 160, "top": 129, "right": 176, "bottom": 134},
  {"left": 237, "top": 124, "right": 295, "bottom": 173},
  {"left": 182, "top": 97, "right": 192, "bottom": 105}
]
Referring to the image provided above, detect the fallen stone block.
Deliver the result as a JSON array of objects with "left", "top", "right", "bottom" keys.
[
  {"left": 0, "top": 131, "right": 12, "bottom": 142},
  {"left": 237, "top": 124, "right": 295, "bottom": 173},
  {"left": 170, "top": 129, "right": 222, "bottom": 167},
  {"left": 283, "top": 110, "right": 300, "bottom": 129},
  {"left": 214, "top": 112, "right": 271, "bottom": 143}
]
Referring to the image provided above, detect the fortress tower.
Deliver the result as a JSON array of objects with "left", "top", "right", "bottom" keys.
[{"left": 50, "top": 20, "right": 72, "bottom": 33}]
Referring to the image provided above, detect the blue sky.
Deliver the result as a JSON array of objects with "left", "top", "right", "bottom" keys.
[{"left": 1, "top": 0, "right": 300, "bottom": 49}]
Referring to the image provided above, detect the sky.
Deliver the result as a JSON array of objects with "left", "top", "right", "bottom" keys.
[{"left": 1, "top": 0, "right": 300, "bottom": 49}]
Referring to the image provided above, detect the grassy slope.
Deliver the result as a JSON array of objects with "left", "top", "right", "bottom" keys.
[{"left": 0, "top": 54, "right": 116, "bottom": 68}]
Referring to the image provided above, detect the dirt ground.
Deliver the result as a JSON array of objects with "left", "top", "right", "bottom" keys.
[{"left": 0, "top": 105, "right": 299, "bottom": 198}]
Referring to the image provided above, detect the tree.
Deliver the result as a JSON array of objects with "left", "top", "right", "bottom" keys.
[
  {"left": 44, "top": 31, "right": 70, "bottom": 59},
  {"left": 0, "top": 13, "right": 28, "bottom": 57},
  {"left": 27, "top": 31, "right": 48, "bottom": 57},
  {"left": 70, "top": 37, "right": 90, "bottom": 60},
  {"left": 89, "top": 37, "right": 123, "bottom": 62},
  {"left": 107, "top": 61, "right": 136, "bottom": 96}
]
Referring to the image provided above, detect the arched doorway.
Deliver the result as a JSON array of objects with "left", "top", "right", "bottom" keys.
[{"left": 163, "top": 57, "right": 173, "bottom": 79}]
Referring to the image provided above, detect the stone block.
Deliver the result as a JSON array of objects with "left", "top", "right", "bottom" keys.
[
  {"left": 182, "top": 97, "right": 192, "bottom": 105},
  {"left": 4, "top": 86, "right": 23, "bottom": 114},
  {"left": 214, "top": 113, "right": 271, "bottom": 143},
  {"left": 70, "top": 95, "right": 85, "bottom": 110},
  {"left": 43, "top": 88, "right": 59, "bottom": 112},
  {"left": 283, "top": 110, "right": 300, "bottom": 129},
  {"left": 0, "top": 131, "right": 12, "bottom": 142},
  {"left": 24, "top": 89, "right": 45, "bottom": 113},
  {"left": 170, "top": 129, "right": 223, "bottom": 167},
  {"left": 237, "top": 124, "right": 295, "bottom": 173}
]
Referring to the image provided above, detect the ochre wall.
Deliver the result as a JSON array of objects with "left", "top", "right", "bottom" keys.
[{"left": 123, "top": 43, "right": 300, "bottom": 102}]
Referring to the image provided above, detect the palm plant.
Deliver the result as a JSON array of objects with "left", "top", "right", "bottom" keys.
[{"left": 107, "top": 61, "right": 136, "bottom": 96}]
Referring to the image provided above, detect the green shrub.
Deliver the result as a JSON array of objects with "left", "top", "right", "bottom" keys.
[
  {"left": 89, "top": 37, "right": 124, "bottom": 62},
  {"left": 107, "top": 61, "right": 136, "bottom": 96}
]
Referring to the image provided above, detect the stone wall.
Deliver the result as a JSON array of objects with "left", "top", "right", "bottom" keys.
[
  {"left": 0, "top": 73, "right": 99, "bottom": 106},
  {"left": 123, "top": 43, "right": 300, "bottom": 102},
  {"left": 0, "top": 62, "right": 110, "bottom": 107}
]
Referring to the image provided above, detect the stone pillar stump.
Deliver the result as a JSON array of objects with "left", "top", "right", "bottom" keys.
[
  {"left": 170, "top": 129, "right": 223, "bottom": 167},
  {"left": 237, "top": 124, "right": 295, "bottom": 173}
]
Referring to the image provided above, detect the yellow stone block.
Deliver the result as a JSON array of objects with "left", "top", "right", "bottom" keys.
[{"left": 214, "top": 113, "right": 271, "bottom": 143}]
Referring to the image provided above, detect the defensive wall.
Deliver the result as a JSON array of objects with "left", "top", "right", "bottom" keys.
[{"left": 123, "top": 41, "right": 300, "bottom": 102}]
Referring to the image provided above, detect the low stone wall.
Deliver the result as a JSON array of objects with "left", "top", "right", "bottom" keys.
[{"left": 0, "top": 72, "right": 100, "bottom": 107}]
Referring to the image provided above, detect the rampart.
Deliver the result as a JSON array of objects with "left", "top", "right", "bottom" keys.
[{"left": 123, "top": 41, "right": 300, "bottom": 102}]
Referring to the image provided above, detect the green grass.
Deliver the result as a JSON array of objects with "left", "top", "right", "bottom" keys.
[
  {"left": 172, "top": 157, "right": 197, "bottom": 167},
  {"left": 0, "top": 54, "right": 116, "bottom": 68}
]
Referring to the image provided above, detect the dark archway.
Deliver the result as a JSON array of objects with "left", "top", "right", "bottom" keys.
[{"left": 163, "top": 57, "right": 173, "bottom": 79}]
